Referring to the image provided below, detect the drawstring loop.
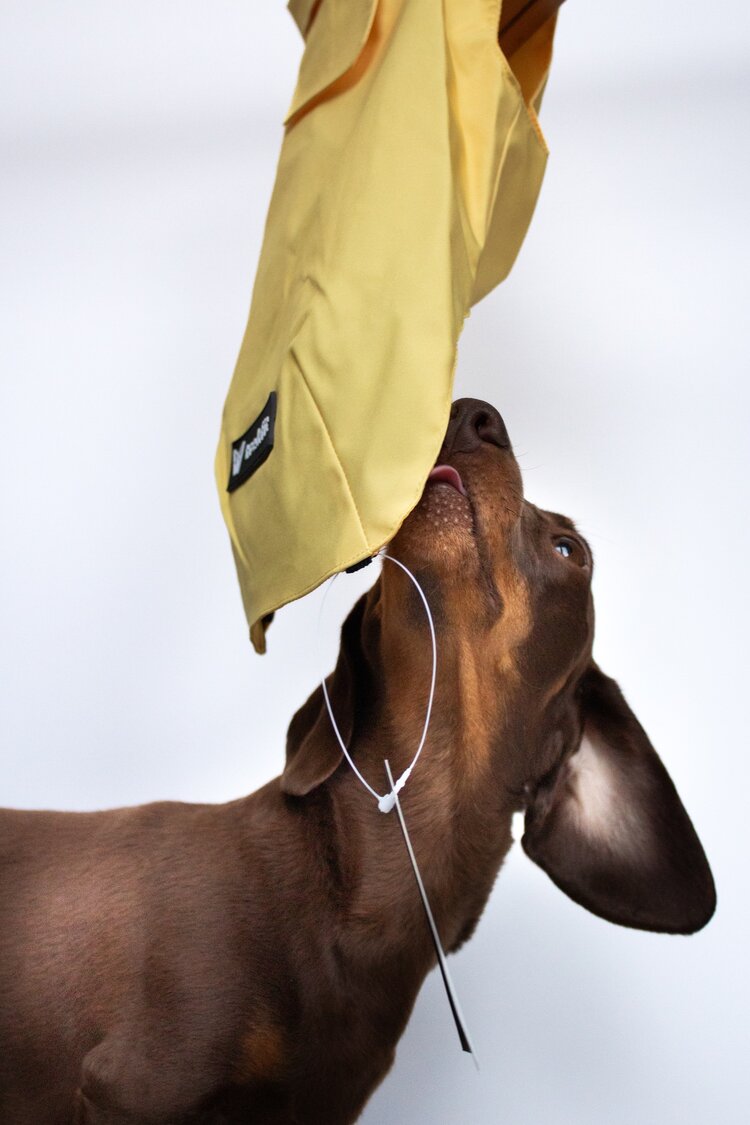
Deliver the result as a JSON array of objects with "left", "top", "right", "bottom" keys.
[{"left": 318, "top": 551, "right": 437, "bottom": 813}]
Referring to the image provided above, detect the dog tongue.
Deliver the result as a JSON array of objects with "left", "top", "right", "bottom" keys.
[{"left": 428, "top": 465, "right": 467, "bottom": 495}]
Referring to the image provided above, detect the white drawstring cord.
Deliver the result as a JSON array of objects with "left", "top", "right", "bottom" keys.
[
  {"left": 318, "top": 557, "right": 477, "bottom": 1062},
  {"left": 318, "top": 551, "right": 437, "bottom": 813}
]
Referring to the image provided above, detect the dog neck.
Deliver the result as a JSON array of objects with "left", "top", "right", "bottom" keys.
[{"left": 327, "top": 573, "right": 520, "bottom": 963}]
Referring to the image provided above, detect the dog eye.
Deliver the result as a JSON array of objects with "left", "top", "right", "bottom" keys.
[{"left": 554, "top": 538, "right": 575, "bottom": 559}]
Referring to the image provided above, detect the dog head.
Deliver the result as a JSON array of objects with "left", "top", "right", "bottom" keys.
[{"left": 282, "top": 399, "right": 715, "bottom": 935}]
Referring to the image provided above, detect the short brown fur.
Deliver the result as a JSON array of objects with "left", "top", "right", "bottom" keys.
[{"left": 0, "top": 399, "right": 714, "bottom": 1124}]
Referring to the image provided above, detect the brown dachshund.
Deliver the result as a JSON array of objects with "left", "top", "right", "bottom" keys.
[{"left": 0, "top": 399, "right": 715, "bottom": 1124}]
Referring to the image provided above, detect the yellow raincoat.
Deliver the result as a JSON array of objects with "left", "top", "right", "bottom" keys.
[{"left": 217, "top": 0, "right": 560, "bottom": 651}]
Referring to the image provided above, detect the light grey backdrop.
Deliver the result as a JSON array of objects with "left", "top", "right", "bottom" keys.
[{"left": 1, "top": 2, "right": 748, "bottom": 1122}]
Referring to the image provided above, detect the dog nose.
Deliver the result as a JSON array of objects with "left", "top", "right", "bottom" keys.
[{"left": 445, "top": 398, "right": 511, "bottom": 454}]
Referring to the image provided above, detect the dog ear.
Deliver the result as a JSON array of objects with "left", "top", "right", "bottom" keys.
[
  {"left": 281, "top": 595, "right": 368, "bottom": 797},
  {"left": 522, "top": 664, "right": 716, "bottom": 934}
]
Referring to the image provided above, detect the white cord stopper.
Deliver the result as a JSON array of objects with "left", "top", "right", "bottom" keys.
[{"left": 377, "top": 764, "right": 413, "bottom": 814}]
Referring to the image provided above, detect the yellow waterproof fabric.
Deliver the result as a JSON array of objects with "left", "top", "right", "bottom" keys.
[{"left": 217, "top": 0, "right": 558, "bottom": 651}]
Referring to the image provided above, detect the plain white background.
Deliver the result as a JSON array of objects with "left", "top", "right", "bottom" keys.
[{"left": 1, "top": 2, "right": 748, "bottom": 1121}]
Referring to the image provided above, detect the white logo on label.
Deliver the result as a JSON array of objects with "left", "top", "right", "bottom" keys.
[{"left": 232, "top": 415, "right": 270, "bottom": 477}]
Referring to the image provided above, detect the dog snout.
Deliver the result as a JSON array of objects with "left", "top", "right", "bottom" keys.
[{"left": 445, "top": 398, "right": 511, "bottom": 455}]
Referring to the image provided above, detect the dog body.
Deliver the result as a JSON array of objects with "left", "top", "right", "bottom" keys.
[
  {"left": 0, "top": 400, "right": 715, "bottom": 1124},
  {"left": 0, "top": 790, "right": 431, "bottom": 1124}
]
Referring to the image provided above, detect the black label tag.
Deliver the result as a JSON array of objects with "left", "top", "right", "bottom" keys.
[{"left": 227, "top": 392, "right": 277, "bottom": 493}]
